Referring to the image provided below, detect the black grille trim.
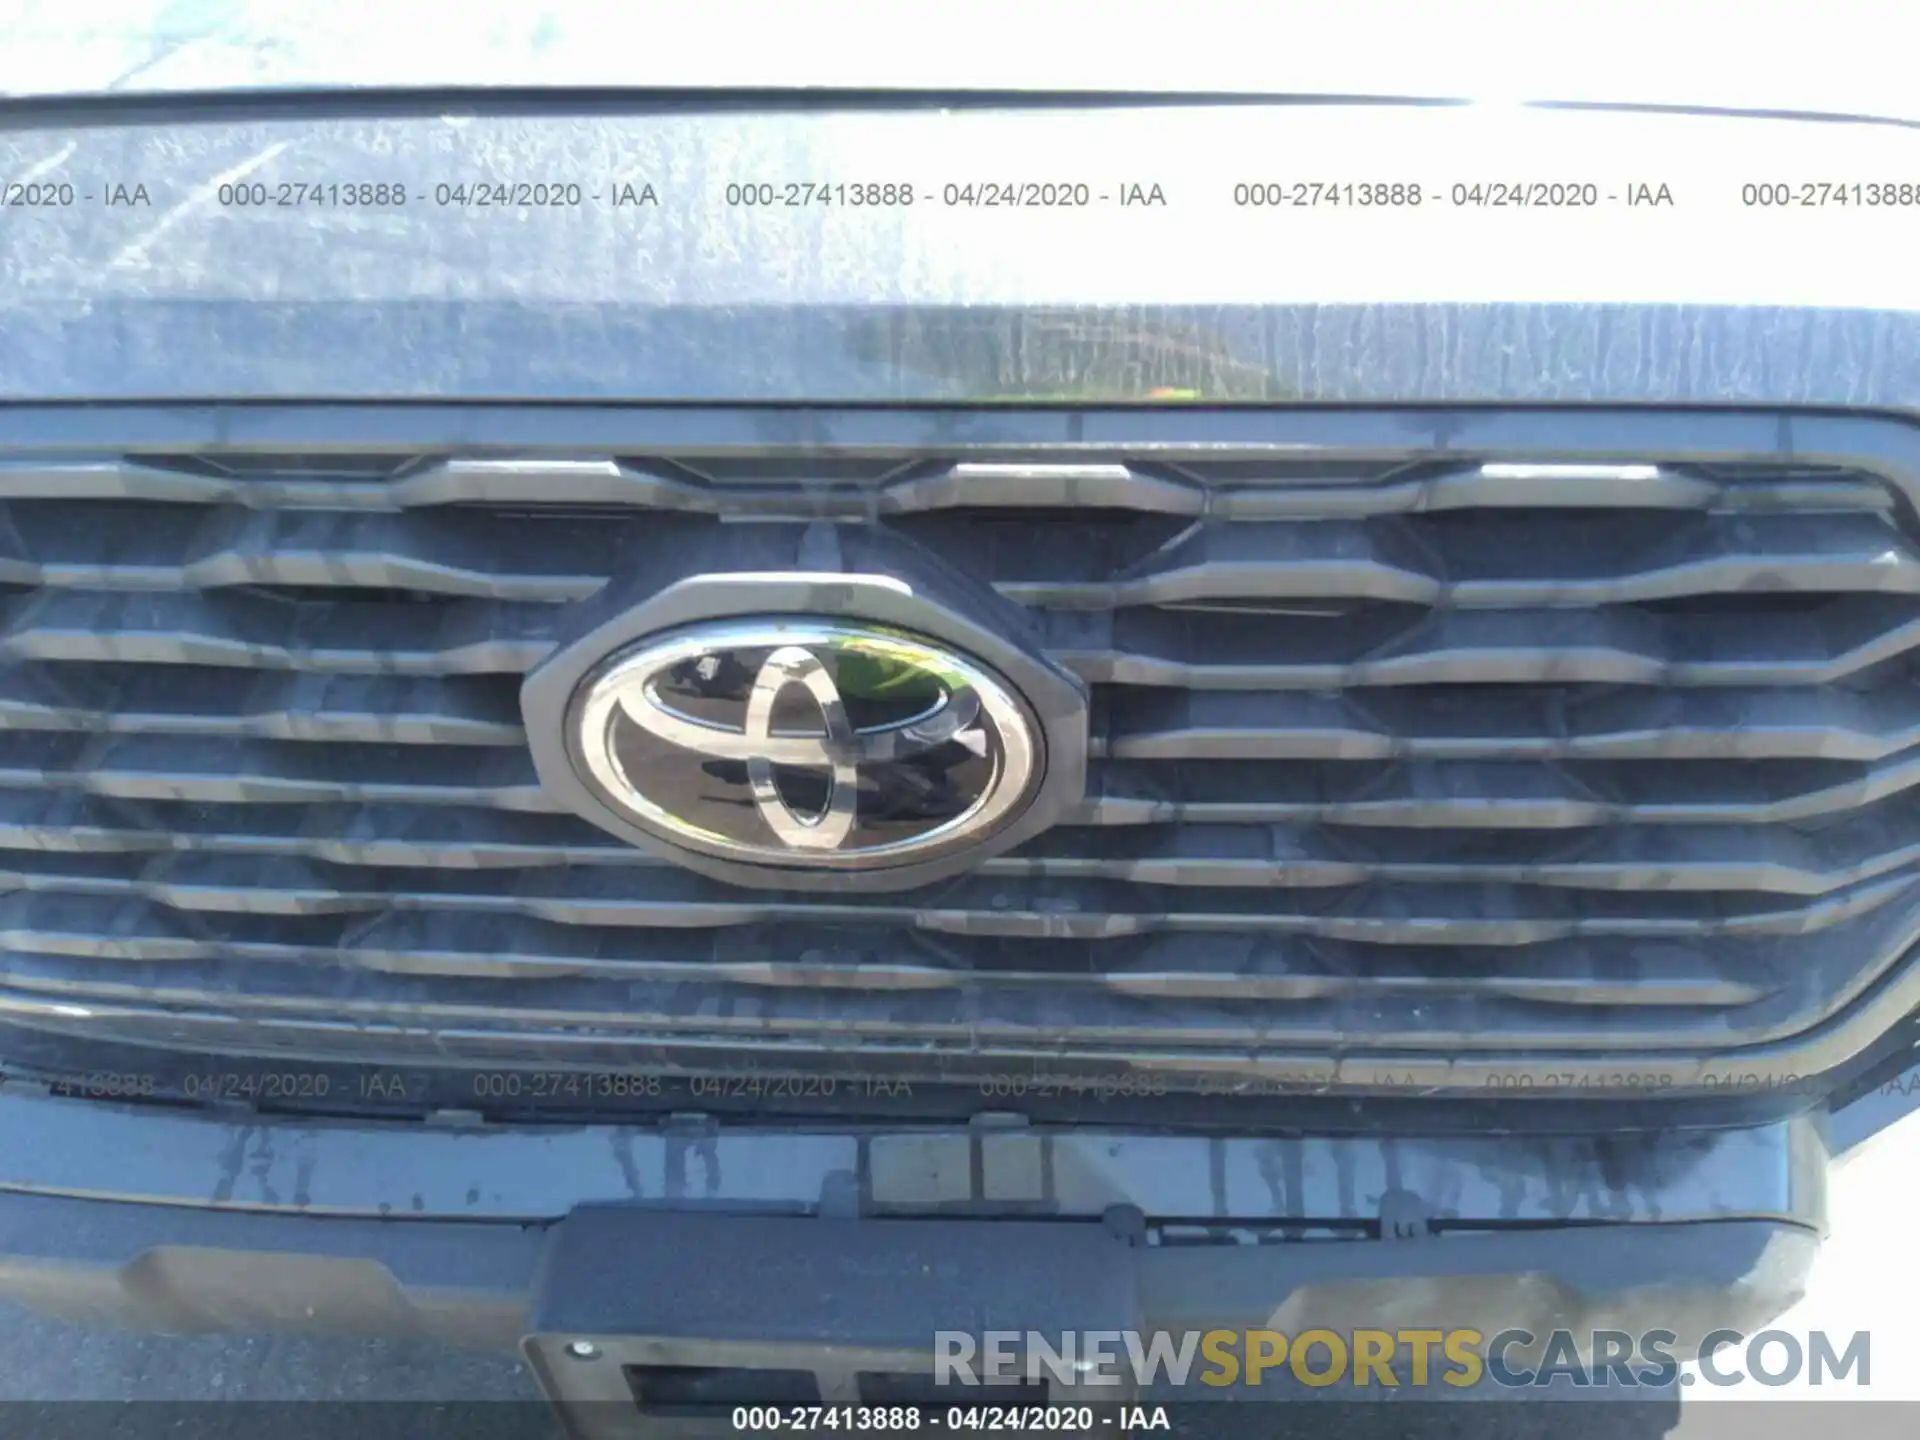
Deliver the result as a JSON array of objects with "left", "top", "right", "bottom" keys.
[{"left": 6, "top": 404, "right": 1920, "bottom": 1095}]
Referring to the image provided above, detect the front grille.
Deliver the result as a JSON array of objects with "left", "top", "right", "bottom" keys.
[{"left": 4, "top": 411, "right": 1920, "bottom": 1094}]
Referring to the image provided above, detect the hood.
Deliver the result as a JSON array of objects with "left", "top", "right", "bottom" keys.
[{"left": 0, "top": 0, "right": 1913, "bottom": 127}]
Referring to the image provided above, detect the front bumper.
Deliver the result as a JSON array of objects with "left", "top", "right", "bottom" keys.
[{"left": 0, "top": 1082, "right": 1847, "bottom": 1380}]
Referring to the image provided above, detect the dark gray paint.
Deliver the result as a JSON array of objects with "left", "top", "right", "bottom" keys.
[
  {"left": 0, "top": 1162, "right": 1823, "bottom": 1365},
  {"left": 0, "top": 14, "right": 1901, "bottom": 1398},
  {"left": 0, "top": 101, "right": 1917, "bottom": 404},
  {"left": 0, "top": 1084, "right": 1829, "bottom": 1227},
  {"left": 3, "top": 3, "right": 1915, "bottom": 122}
]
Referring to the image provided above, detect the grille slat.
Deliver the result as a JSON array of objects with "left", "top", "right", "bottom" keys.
[
  {"left": 992, "top": 512, "right": 1920, "bottom": 611},
  {"left": 0, "top": 590, "right": 557, "bottom": 674},
  {"left": 1099, "top": 685, "right": 1920, "bottom": 762},
  {"left": 0, "top": 935, "right": 1830, "bottom": 1048},
  {"left": 1205, "top": 466, "right": 1897, "bottom": 518},
  {"left": 0, "top": 734, "right": 557, "bottom": 809},
  {"left": 1083, "top": 754, "right": 1920, "bottom": 828},
  {"left": 3, "top": 436, "right": 1919, "bottom": 1088},
  {"left": 2, "top": 455, "right": 1897, "bottom": 518},
  {"left": 16, "top": 496, "right": 1913, "bottom": 612},
  {"left": 10, "top": 787, "right": 1920, "bottom": 899},
  {"left": 8, "top": 736, "right": 1912, "bottom": 828},
  {"left": 0, "top": 909, "right": 1877, "bottom": 1052},
  {"left": 1051, "top": 600, "right": 1920, "bottom": 689},
  {"left": 0, "top": 903, "right": 1778, "bottom": 1006},
  {"left": 0, "top": 665, "right": 525, "bottom": 743},
  {"left": 10, "top": 590, "right": 1918, "bottom": 688},
  {"left": 0, "top": 501, "right": 626, "bottom": 601},
  {"left": 3, "top": 794, "right": 1920, "bottom": 917},
  {"left": 0, "top": 849, "right": 1908, "bottom": 943},
  {"left": 0, "top": 795, "right": 621, "bottom": 867}
]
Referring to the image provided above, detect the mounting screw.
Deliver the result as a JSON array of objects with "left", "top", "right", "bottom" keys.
[{"left": 565, "top": 1340, "right": 601, "bottom": 1361}]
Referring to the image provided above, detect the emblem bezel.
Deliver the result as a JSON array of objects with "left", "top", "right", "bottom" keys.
[{"left": 521, "top": 559, "right": 1088, "bottom": 893}]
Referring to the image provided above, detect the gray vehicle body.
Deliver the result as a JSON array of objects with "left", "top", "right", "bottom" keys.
[{"left": 3, "top": 4, "right": 1920, "bottom": 1418}]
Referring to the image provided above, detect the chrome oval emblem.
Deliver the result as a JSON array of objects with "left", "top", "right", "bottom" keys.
[{"left": 565, "top": 619, "right": 1043, "bottom": 872}]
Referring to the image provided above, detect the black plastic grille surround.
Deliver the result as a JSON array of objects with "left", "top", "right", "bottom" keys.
[{"left": 5, "top": 415, "right": 1920, "bottom": 1094}]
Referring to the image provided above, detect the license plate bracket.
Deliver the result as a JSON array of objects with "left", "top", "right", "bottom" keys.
[{"left": 523, "top": 1207, "right": 1142, "bottom": 1437}]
